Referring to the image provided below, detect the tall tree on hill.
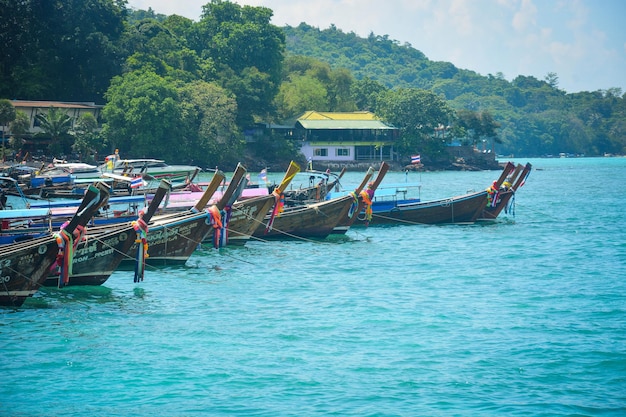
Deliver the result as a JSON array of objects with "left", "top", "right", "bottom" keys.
[
  {"left": 191, "top": 0, "right": 285, "bottom": 126},
  {"left": 377, "top": 88, "right": 456, "bottom": 160},
  {"left": 122, "top": 16, "right": 212, "bottom": 82},
  {"left": 0, "top": 0, "right": 127, "bottom": 102},
  {"left": 456, "top": 109, "right": 502, "bottom": 151},
  {"left": 351, "top": 77, "right": 388, "bottom": 111},
  {"left": 328, "top": 68, "right": 357, "bottom": 112},
  {"left": 277, "top": 55, "right": 357, "bottom": 118},
  {"left": 102, "top": 70, "right": 184, "bottom": 160},
  {"left": 275, "top": 75, "right": 329, "bottom": 120},
  {"left": 179, "top": 80, "right": 242, "bottom": 168}
]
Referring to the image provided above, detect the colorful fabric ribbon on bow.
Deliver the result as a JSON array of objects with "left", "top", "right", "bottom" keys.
[
  {"left": 132, "top": 210, "right": 148, "bottom": 282},
  {"left": 53, "top": 223, "right": 86, "bottom": 288},
  {"left": 219, "top": 206, "right": 232, "bottom": 248},
  {"left": 207, "top": 206, "right": 223, "bottom": 249},
  {"left": 265, "top": 189, "right": 284, "bottom": 233},
  {"left": 360, "top": 190, "right": 373, "bottom": 225}
]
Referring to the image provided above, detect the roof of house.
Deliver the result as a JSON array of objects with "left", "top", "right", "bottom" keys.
[
  {"left": 297, "top": 119, "right": 395, "bottom": 130},
  {"left": 10, "top": 100, "right": 103, "bottom": 109},
  {"left": 298, "top": 111, "right": 380, "bottom": 121},
  {"left": 296, "top": 111, "right": 396, "bottom": 130}
]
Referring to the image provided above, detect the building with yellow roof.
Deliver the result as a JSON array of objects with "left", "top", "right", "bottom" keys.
[{"left": 294, "top": 111, "right": 399, "bottom": 164}]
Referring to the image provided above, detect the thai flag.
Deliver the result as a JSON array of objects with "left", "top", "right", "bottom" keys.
[
  {"left": 411, "top": 154, "right": 421, "bottom": 164},
  {"left": 130, "top": 176, "right": 145, "bottom": 188}
]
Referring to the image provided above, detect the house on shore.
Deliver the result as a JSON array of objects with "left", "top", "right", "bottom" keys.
[{"left": 294, "top": 111, "right": 399, "bottom": 165}]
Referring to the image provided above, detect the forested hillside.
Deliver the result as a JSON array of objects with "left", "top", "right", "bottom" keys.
[
  {"left": 0, "top": 0, "right": 623, "bottom": 168},
  {"left": 283, "top": 24, "right": 625, "bottom": 157}
]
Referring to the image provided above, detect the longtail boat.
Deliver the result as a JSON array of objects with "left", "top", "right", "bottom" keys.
[
  {"left": 480, "top": 162, "right": 532, "bottom": 220},
  {"left": 203, "top": 163, "right": 249, "bottom": 248},
  {"left": 226, "top": 161, "right": 301, "bottom": 245},
  {"left": 99, "top": 158, "right": 201, "bottom": 182},
  {"left": 253, "top": 168, "right": 378, "bottom": 239},
  {"left": 332, "top": 161, "right": 390, "bottom": 233},
  {"left": 119, "top": 164, "right": 246, "bottom": 266},
  {"left": 28, "top": 194, "right": 147, "bottom": 227},
  {"left": 355, "top": 162, "right": 516, "bottom": 226},
  {"left": 0, "top": 208, "right": 55, "bottom": 245},
  {"left": 43, "top": 180, "right": 171, "bottom": 287},
  {"left": 280, "top": 167, "right": 347, "bottom": 205},
  {"left": 0, "top": 183, "right": 109, "bottom": 307}
]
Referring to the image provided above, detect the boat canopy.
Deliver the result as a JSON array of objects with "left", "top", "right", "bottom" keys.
[
  {"left": 30, "top": 195, "right": 146, "bottom": 208},
  {"left": 0, "top": 208, "right": 52, "bottom": 219}
]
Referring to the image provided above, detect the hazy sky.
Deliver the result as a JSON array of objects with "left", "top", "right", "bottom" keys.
[{"left": 126, "top": 0, "right": 626, "bottom": 94}]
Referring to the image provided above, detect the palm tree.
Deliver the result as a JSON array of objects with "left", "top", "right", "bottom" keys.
[{"left": 35, "top": 106, "right": 74, "bottom": 156}]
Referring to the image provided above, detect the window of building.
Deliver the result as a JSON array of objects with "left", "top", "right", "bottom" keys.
[
  {"left": 336, "top": 148, "right": 350, "bottom": 156},
  {"left": 314, "top": 148, "right": 328, "bottom": 156}
]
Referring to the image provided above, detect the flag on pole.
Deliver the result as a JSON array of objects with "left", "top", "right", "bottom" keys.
[
  {"left": 130, "top": 176, "right": 145, "bottom": 189},
  {"left": 258, "top": 169, "right": 267, "bottom": 183},
  {"left": 105, "top": 155, "right": 116, "bottom": 170},
  {"left": 411, "top": 154, "right": 421, "bottom": 164}
]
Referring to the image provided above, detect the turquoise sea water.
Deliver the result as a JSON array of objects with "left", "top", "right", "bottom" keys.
[{"left": 1, "top": 157, "right": 625, "bottom": 416}]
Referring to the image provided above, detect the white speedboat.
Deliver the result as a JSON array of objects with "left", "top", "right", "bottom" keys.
[
  {"left": 99, "top": 158, "right": 201, "bottom": 181},
  {"left": 40, "top": 162, "right": 102, "bottom": 179}
]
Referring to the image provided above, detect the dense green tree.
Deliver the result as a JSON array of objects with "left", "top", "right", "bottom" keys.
[
  {"left": 328, "top": 68, "right": 357, "bottom": 111},
  {"left": 275, "top": 75, "right": 329, "bottom": 120},
  {"left": 0, "top": 99, "right": 16, "bottom": 159},
  {"left": 221, "top": 66, "right": 276, "bottom": 127},
  {"left": 72, "top": 113, "right": 102, "bottom": 163},
  {"left": 8, "top": 111, "right": 30, "bottom": 155},
  {"left": 377, "top": 89, "right": 456, "bottom": 159},
  {"left": 192, "top": 0, "right": 285, "bottom": 126},
  {"left": 178, "top": 80, "right": 242, "bottom": 168},
  {"left": 102, "top": 70, "right": 184, "bottom": 160},
  {"left": 0, "top": 0, "right": 127, "bottom": 102},
  {"left": 456, "top": 109, "right": 502, "bottom": 151},
  {"left": 122, "top": 17, "right": 211, "bottom": 82},
  {"left": 351, "top": 77, "right": 388, "bottom": 111},
  {"left": 0, "top": 100, "right": 16, "bottom": 126},
  {"left": 278, "top": 55, "right": 357, "bottom": 117}
]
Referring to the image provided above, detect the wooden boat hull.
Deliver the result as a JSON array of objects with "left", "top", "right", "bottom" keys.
[
  {"left": 281, "top": 169, "right": 344, "bottom": 205},
  {"left": 44, "top": 225, "right": 137, "bottom": 287},
  {"left": 253, "top": 195, "right": 354, "bottom": 239},
  {"left": 480, "top": 189, "right": 514, "bottom": 220},
  {"left": 332, "top": 162, "right": 389, "bottom": 233},
  {"left": 119, "top": 211, "right": 213, "bottom": 268},
  {"left": 480, "top": 163, "right": 532, "bottom": 220},
  {"left": 0, "top": 237, "right": 59, "bottom": 306},
  {"left": 331, "top": 193, "right": 362, "bottom": 234},
  {"left": 355, "top": 190, "right": 489, "bottom": 225},
  {"left": 225, "top": 195, "right": 277, "bottom": 245},
  {"left": 0, "top": 182, "right": 110, "bottom": 304},
  {"left": 356, "top": 161, "right": 517, "bottom": 226}
]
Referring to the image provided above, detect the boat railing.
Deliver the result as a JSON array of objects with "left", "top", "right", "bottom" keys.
[{"left": 0, "top": 208, "right": 54, "bottom": 237}]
